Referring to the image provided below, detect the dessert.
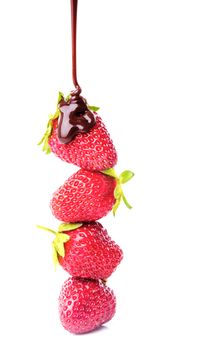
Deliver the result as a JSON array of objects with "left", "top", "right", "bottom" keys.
[
  {"left": 38, "top": 0, "right": 134, "bottom": 334},
  {"left": 39, "top": 96, "right": 118, "bottom": 171}
]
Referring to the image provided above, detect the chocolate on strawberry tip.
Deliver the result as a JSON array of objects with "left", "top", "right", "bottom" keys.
[
  {"left": 58, "top": 93, "right": 96, "bottom": 144},
  {"left": 38, "top": 92, "right": 117, "bottom": 171},
  {"left": 38, "top": 91, "right": 97, "bottom": 152}
]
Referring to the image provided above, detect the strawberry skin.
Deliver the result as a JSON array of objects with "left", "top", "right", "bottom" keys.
[
  {"left": 50, "top": 169, "right": 116, "bottom": 222},
  {"left": 59, "top": 277, "right": 116, "bottom": 334},
  {"left": 59, "top": 222, "right": 123, "bottom": 279},
  {"left": 48, "top": 115, "right": 117, "bottom": 171}
]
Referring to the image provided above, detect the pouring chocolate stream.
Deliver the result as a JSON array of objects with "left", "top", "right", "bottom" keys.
[{"left": 58, "top": 0, "right": 95, "bottom": 144}]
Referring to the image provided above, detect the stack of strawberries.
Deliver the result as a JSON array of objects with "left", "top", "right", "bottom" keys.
[{"left": 38, "top": 93, "right": 134, "bottom": 334}]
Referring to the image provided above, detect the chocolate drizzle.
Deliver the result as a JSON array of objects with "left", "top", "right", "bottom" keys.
[
  {"left": 58, "top": 0, "right": 96, "bottom": 144},
  {"left": 58, "top": 95, "right": 95, "bottom": 144}
]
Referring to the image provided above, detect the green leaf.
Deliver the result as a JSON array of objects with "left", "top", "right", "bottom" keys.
[
  {"left": 112, "top": 197, "right": 121, "bottom": 216},
  {"left": 110, "top": 168, "right": 134, "bottom": 214},
  {"left": 37, "top": 225, "right": 70, "bottom": 268},
  {"left": 114, "top": 184, "right": 122, "bottom": 200},
  {"left": 57, "top": 91, "right": 64, "bottom": 104},
  {"left": 53, "top": 238, "right": 65, "bottom": 257},
  {"left": 38, "top": 101, "right": 60, "bottom": 154},
  {"left": 37, "top": 134, "right": 46, "bottom": 146},
  {"left": 101, "top": 168, "right": 118, "bottom": 178},
  {"left": 53, "top": 232, "right": 70, "bottom": 258},
  {"left": 54, "top": 242, "right": 65, "bottom": 257},
  {"left": 45, "top": 145, "right": 51, "bottom": 155},
  {"left": 52, "top": 243, "right": 59, "bottom": 269},
  {"left": 119, "top": 170, "right": 134, "bottom": 184},
  {"left": 88, "top": 105, "right": 100, "bottom": 112},
  {"left": 58, "top": 223, "right": 82, "bottom": 232},
  {"left": 122, "top": 193, "right": 132, "bottom": 209},
  {"left": 38, "top": 126, "right": 50, "bottom": 147},
  {"left": 36, "top": 225, "right": 57, "bottom": 235},
  {"left": 57, "top": 233, "right": 70, "bottom": 243},
  {"left": 42, "top": 137, "right": 51, "bottom": 154}
]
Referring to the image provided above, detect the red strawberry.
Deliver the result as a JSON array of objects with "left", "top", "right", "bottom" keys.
[
  {"left": 37, "top": 222, "right": 123, "bottom": 279},
  {"left": 50, "top": 168, "right": 134, "bottom": 222},
  {"left": 59, "top": 277, "right": 116, "bottom": 334},
  {"left": 38, "top": 93, "right": 117, "bottom": 171}
]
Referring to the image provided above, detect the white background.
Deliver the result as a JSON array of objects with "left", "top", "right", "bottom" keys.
[{"left": 0, "top": 0, "right": 209, "bottom": 349}]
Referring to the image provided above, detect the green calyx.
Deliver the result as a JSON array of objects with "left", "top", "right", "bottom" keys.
[
  {"left": 38, "top": 92, "right": 66, "bottom": 154},
  {"left": 102, "top": 168, "right": 134, "bottom": 215},
  {"left": 36, "top": 223, "right": 82, "bottom": 268},
  {"left": 38, "top": 91, "right": 99, "bottom": 154},
  {"left": 88, "top": 105, "right": 100, "bottom": 112}
]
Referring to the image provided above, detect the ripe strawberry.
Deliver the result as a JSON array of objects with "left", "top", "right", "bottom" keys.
[
  {"left": 37, "top": 222, "right": 123, "bottom": 279},
  {"left": 38, "top": 92, "right": 117, "bottom": 171},
  {"left": 59, "top": 277, "right": 116, "bottom": 334},
  {"left": 50, "top": 168, "right": 134, "bottom": 222}
]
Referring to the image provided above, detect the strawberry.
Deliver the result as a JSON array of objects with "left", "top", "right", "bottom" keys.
[
  {"left": 37, "top": 222, "right": 123, "bottom": 279},
  {"left": 59, "top": 277, "right": 116, "bottom": 334},
  {"left": 50, "top": 168, "right": 134, "bottom": 222},
  {"left": 38, "top": 92, "right": 117, "bottom": 171}
]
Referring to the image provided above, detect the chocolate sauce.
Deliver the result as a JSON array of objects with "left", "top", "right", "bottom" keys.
[
  {"left": 58, "top": 95, "right": 95, "bottom": 143},
  {"left": 71, "top": 0, "right": 80, "bottom": 94},
  {"left": 58, "top": 0, "right": 95, "bottom": 144}
]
